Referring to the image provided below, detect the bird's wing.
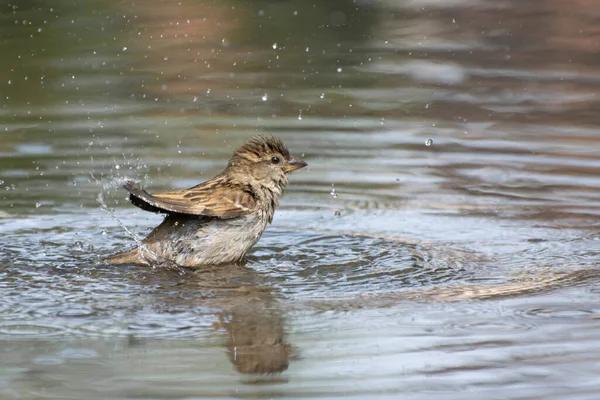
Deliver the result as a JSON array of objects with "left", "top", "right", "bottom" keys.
[{"left": 123, "top": 178, "right": 257, "bottom": 218}]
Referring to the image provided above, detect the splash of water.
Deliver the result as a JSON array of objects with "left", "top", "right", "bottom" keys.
[{"left": 93, "top": 175, "right": 187, "bottom": 275}]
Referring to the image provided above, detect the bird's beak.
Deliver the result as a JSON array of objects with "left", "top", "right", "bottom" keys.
[{"left": 285, "top": 155, "right": 308, "bottom": 172}]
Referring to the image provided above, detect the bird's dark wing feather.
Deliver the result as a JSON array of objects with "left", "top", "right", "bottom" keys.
[{"left": 123, "top": 179, "right": 257, "bottom": 218}]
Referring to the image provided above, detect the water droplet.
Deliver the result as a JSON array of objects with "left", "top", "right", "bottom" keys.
[
  {"left": 336, "top": 67, "right": 343, "bottom": 73},
  {"left": 319, "top": 93, "right": 324, "bottom": 99},
  {"left": 380, "top": 118, "right": 385, "bottom": 126},
  {"left": 115, "top": 164, "right": 120, "bottom": 170},
  {"left": 35, "top": 202, "right": 41, "bottom": 208},
  {"left": 452, "top": 18, "right": 456, "bottom": 24},
  {"left": 261, "top": 93, "right": 268, "bottom": 101},
  {"left": 330, "top": 188, "right": 338, "bottom": 198},
  {"left": 425, "top": 103, "right": 429, "bottom": 109},
  {"left": 206, "top": 88, "right": 211, "bottom": 94},
  {"left": 122, "top": 46, "right": 127, "bottom": 51},
  {"left": 272, "top": 43, "right": 277, "bottom": 50},
  {"left": 193, "top": 96, "right": 198, "bottom": 102},
  {"left": 73, "top": 241, "right": 84, "bottom": 250},
  {"left": 293, "top": 10, "right": 298, "bottom": 16},
  {"left": 334, "top": 211, "right": 341, "bottom": 217},
  {"left": 305, "top": 47, "right": 310, "bottom": 52},
  {"left": 425, "top": 138, "right": 433, "bottom": 146},
  {"left": 298, "top": 112, "right": 302, "bottom": 120}
]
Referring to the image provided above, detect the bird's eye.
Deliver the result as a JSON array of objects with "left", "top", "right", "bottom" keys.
[{"left": 271, "top": 156, "right": 281, "bottom": 164}]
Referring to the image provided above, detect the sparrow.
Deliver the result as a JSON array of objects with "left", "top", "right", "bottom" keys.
[{"left": 105, "top": 136, "right": 307, "bottom": 268}]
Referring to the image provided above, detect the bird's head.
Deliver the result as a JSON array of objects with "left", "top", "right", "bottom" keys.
[{"left": 227, "top": 136, "right": 307, "bottom": 191}]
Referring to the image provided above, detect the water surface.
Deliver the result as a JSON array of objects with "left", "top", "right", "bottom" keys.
[{"left": 2, "top": 0, "right": 600, "bottom": 398}]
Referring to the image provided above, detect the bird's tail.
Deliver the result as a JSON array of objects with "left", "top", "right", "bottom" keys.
[{"left": 104, "top": 247, "right": 141, "bottom": 265}]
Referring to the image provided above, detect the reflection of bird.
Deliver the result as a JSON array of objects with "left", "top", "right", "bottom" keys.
[
  {"left": 105, "top": 136, "right": 307, "bottom": 267},
  {"left": 129, "top": 263, "right": 293, "bottom": 375},
  {"left": 217, "top": 301, "right": 291, "bottom": 375}
]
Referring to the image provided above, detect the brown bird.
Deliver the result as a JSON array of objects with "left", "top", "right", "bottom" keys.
[{"left": 105, "top": 136, "right": 307, "bottom": 268}]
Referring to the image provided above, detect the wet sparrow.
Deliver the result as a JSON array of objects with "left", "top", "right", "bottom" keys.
[{"left": 105, "top": 136, "right": 307, "bottom": 268}]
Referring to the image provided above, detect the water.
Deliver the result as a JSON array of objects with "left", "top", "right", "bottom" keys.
[{"left": 2, "top": 0, "right": 600, "bottom": 398}]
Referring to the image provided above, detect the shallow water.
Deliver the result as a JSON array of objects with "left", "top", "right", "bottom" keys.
[{"left": 2, "top": 0, "right": 600, "bottom": 398}]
